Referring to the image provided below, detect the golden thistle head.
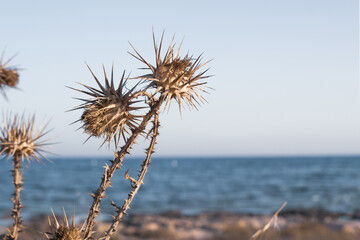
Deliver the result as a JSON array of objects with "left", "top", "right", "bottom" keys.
[
  {"left": 0, "top": 54, "right": 19, "bottom": 98},
  {"left": 0, "top": 114, "right": 51, "bottom": 163},
  {"left": 45, "top": 209, "right": 84, "bottom": 240},
  {"left": 71, "top": 65, "right": 143, "bottom": 147},
  {"left": 129, "top": 31, "right": 212, "bottom": 113}
]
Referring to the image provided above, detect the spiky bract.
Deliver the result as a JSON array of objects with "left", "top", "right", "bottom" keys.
[
  {"left": 45, "top": 210, "right": 84, "bottom": 240},
  {"left": 130, "top": 32, "right": 211, "bottom": 113},
  {"left": 0, "top": 114, "right": 50, "bottom": 163},
  {"left": 0, "top": 55, "right": 19, "bottom": 97},
  {"left": 72, "top": 66, "right": 143, "bottom": 147}
]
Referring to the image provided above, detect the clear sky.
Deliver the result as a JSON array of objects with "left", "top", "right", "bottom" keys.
[{"left": 0, "top": 0, "right": 359, "bottom": 157}]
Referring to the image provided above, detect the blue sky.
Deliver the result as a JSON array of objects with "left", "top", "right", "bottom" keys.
[{"left": 0, "top": 0, "right": 359, "bottom": 157}]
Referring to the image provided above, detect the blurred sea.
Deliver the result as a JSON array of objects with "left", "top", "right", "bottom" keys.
[{"left": 1, "top": 156, "right": 360, "bottom": 223}]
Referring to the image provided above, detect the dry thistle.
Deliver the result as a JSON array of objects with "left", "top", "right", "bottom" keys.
[
  {"left": 0, "top": 54, "right": 19, "bottom": 98},
  {"left": 0, "top": 114, "right": 51, "bottom": 240},
  {"left": 0, "top": 114, "right": 51, "bottom": 162},
  {"left": 73, "top": 31, "right": 212, "bottom": 238},
  {"left": 71, "top": 65, "right": 144, "bottom": 147},
  {"left": 99, "top": 32, "right": 212, "bottom": 239},
  {"left": 70, "top": 66, "right": 148, "bottom": 238},
  {"left": 45, "top": 209, "right": 84, "bottom": 240},
  {"left": 130, "top": 31, "right": 212, "bottom": 113}
]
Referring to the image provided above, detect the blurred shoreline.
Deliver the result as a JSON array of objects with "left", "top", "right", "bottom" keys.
[{"left": 1, "top": 208, "right": 360, "bottom": 239}]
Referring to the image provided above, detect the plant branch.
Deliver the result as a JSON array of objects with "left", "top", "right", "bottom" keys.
[
  {"left": 101, "top": 111, "right": 160, "bottom": 239},
  {"left": 10, "top": 154, "right": 23, "bottom": 240},
  {"left": 250, "top": 202, "right": 287, "bottom": 240},
  {"left": 82, "top": 95, "right": 165, "bottom": 239}
]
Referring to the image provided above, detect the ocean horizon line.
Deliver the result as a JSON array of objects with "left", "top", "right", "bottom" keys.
[{"left": 49, "top": 154, "right": 360, "bottom": 160}]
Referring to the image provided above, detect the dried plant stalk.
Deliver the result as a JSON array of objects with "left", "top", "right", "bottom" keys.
[
  {"left": 250, "top": 202, "right": 287, "bottom": 240},
  {"left": 9, "top": 153, "right": 23, "bottom": 240},
  {"left": 83, "top": 96, "right": 165, "bottom": 238},
  {"left": 0, "top": 114, "right": 52, "bottom": 240},
  {"left": 73, "top": 31, "right": 212, "bottom": 238},
  {"left": 101, "top": 111, "right": 160, "bottom": 239}
]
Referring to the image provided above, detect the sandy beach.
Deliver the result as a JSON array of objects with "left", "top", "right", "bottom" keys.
[{"left": 1, "top": 209, "right": 360, "bottom": 240}]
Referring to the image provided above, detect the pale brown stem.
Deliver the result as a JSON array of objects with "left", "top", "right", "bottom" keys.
[
  {"left": 10, "top": 154, "right": 23, "bottom": 240},
  {"left": 250, "top": 202, "right": 287, "bottom": 240},
  {"left": 132, "top": 89, "right": 154, "bottom": 100},
  {"left": 83, "top": 95, "right": 165, "bottom": 239},
  {"left": 102, "top": 111, "right": 160, "bottom": 239}
]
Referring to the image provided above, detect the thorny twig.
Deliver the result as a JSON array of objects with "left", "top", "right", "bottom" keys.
[
  {"left": 250, "top": 202, "right": 287, "bottom": 240},
  {"left": 83, "top": 96, "right": 165, "bottom": 238},
  {"left": 101, "top": 111, "right": 160, "bottom": 239}
]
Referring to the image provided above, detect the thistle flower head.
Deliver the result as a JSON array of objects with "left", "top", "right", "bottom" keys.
[
  {"left": 129, "top": 31, "right": 212, "bottom": 113},
  {"left": 0, "top": 54, "right": 19, "bottom": 98},
  {"left": 71, "top": 65, "right": 143, "bottom": 147},
  {"left": 0, "top": 114, "right": 51, "bottom": 163},
  {"left": 45, "top": 209, "right": 84, "bottom": 240}
]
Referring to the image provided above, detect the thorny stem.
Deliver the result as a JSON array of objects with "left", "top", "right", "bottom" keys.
[
  {"left": 83, "top": 95, "right": 165, "bottom": 239},
  {"left": 10, "top": 154, "right": 23, "bottom": 240},
  {"left": 102, "top": 111, "right": 160, "bottom": 240}
]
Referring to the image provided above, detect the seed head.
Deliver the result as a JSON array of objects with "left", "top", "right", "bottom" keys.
[
  {"left": 0, "top": 114, "right": 51, "bottom": 163},
  {"left": 71, "top": 65, "right": 143, "bottom": 147},
  {"left": 0, "top": 54, "right": 19, "bottom": 98},
  {"left": 129, "top": 31, "right": 212, "bottom": 114},
  {"left": 45, "top": 209, "right": 85, "bottom": 240}
]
